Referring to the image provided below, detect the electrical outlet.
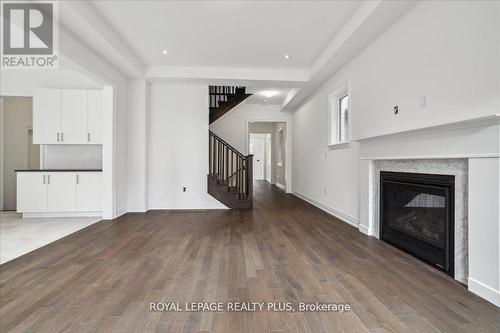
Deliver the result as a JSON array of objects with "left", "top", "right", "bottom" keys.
[
  {"left": 393, "top": 106, "right": 399, "bottom": 115},
  {"left": 419, "top": 96, "right": 427, "bottom": 108},
  {"left": 183, "top": 187, "right": 187, "bottom": 192}
]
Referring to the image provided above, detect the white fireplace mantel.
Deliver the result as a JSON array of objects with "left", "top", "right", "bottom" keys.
[{"left": 357, "top": 115, "right": 500, "bottom": 307}]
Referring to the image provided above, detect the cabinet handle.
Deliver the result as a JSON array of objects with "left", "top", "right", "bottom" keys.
[
  {"left": 43, "top": 175, "right": 46, "bottom": 184},
  {"left": 76, "top": 174, "right": 80, "bottom": 184},
  {"left": 87, "top": 133, "right": 90, "bottom": 142},
  {"left": 57, "top": 132, "right": 60, "bottom": 141},
  {"left": 47, "top": 175, "right": 50, "bottom": 184}
]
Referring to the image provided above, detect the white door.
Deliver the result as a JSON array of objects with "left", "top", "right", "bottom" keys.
[
  {"left": 250, "top": 136, "right": 265, "bottom": 180},
  {"left": 77, "top": 172, "right": 102, "bottom": 212},
  {"left": 87, "top": 90, "right": 103, "bottom": 144},
  {"left": 61, "top": 89, "right": 87, "bottom": 144},
  {"left": 47, "top": 173, "right": 77, "bottom": 212},
  {"left": 33, "top": 89, "right": 61, "bottom": 144},
  {"left": 16, "top": 173, "right": 47, "bottom": 212}
]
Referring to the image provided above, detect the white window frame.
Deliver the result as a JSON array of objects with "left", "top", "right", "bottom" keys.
[{"left": 328, "top": 84, "right": 351, "bottom": 149}]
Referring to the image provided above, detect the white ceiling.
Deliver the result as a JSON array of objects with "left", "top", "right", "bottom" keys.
[
  {"left": 90, "top": 0, "right": 362, "bottom": 69},
  {"left": 245, "top": 87, "right": 293, "bottom": 105}
]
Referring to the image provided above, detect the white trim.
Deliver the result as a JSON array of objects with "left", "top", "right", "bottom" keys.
[
  {"left": 358, "top": 224, "right": 370, "bottom": 235},
  {"left": 355, "top": 114, "right": 500, "bottom": 143},
  {"left": 468, "top": 277, "right": 500, "bottom": 307},
  {"left": 275, "top": 183, "right": 286, "bottom": 191},
  {"left": 127, "top": 204, "right": 147, "bottom": 213},
  {"left": 22, "top": 212, "right": 102, "bottom": 218},
  {"left": 328, "top": 141, "right": 351, "bottom": 150},
  {"left": 114, "top": 206, "right": 128, "bottom": 218},
  {"left": 148, "top": 202, "right": 229, "bottom": 210},
  {"left": 361, "top": 153, "right": 500, "bottom": 160},
  {"left": 0, "top": 91, "right": 33, "bottom": 97},
  {"left": 292, "top": 190, "right": 360, "bottom": 228}
]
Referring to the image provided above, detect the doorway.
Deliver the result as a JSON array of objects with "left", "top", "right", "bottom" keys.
[
  {"left": 1, "top": 97, "right": 39, "bottom": 211},
  {"left": 249, "top": 134, "right": 269, "bottom": 181},
  {"left": 248, "top": 121, "right": 287, "bottom": 190}
]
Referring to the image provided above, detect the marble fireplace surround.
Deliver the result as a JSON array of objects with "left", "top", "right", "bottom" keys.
[
  {"left": 372, "top": 159, "right": 468, "bottom": 284},
  {"left": 357, "top": 115, "right": 500, "bottom": 307}
]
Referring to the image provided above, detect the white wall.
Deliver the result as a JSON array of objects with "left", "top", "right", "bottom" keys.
[
  {"left": 292, "top": 1, "right": 500, "bottom": 225},
  {"left": 148, "top": 84, "right": 226, "bottom": 209},
  {"left": 0, "top": 69, "right": 101, "bottom": 96},
  {"left": 210, "top": 103, "right": 291, "bottom": 153},
  {"left": 127, "top": 80, "right": 149, "bottom": 212}
]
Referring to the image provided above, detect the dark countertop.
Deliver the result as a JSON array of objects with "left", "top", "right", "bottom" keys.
[{"left": 15, "top": 169, "right": 102, "bottom": 172}]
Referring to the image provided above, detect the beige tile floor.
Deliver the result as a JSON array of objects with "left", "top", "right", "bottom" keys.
[{"left": 0, "top": 211, "right": 101, "bottom": 264}]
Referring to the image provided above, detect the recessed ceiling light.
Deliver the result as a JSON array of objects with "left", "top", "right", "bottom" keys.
[
  {"left": 162, "top": 50, "right": 168, "bottom": 55},
  {"left": 261, "top": 90, "right": 278, "bottom": 98},
  {"left": 284, "top": 54, "right": 290, "bottom": 60}
]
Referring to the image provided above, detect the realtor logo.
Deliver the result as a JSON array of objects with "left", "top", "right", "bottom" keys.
[{"left": 1, "top": 1, "right": 59, "bottom": 68}]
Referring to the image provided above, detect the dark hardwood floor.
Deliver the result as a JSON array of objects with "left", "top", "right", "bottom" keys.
[{"left": 1, "top": 181, "right": 499, "bottom": 332}]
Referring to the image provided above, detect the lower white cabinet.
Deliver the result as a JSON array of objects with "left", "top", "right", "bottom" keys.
[
  {"left": 17, "top": 173, "right": 48, "bottom": 213},
  {"left": 76, "top": 173, "right": 102, "bottom": 212},
  {"left": 16, "top": 171, "right": 102, "bottom": 216}
]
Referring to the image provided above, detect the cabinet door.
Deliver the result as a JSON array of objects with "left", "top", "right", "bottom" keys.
[
  {"left": 47, "top": 173, "right": 77, "bottom": 212},
  {"left": 87, "top": 90, "right": 103, "bottom": 144},
  {"left": 61, "top": 89, "right": 87, "bottom": 144},
  {"left": 16, "top": 173, "right": 47, "bottom": 212},
  {"left": 76, "top": 173, "right": 102, "bottom": 212},
  {"left": 33, "top": 89, "right": 61, "bottom": 144}
]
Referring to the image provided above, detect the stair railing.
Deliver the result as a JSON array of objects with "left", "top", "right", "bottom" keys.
[
  {"left": 209, "top": 86, "right": 245, "bottom": 108},
  {"left": 209, "top": 130, "right": 253, "bottom": 200}
]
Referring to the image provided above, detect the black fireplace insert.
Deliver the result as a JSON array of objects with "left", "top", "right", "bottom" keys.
[{"left": 380, "top": 171, "right": 454, "bottom": 277}]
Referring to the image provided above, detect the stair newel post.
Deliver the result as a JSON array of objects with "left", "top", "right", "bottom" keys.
[
  {"left": 225, "top": 146, "right": 229, "bottom": 183},
  {"left": 247, "top": 155, "right": 253, "bottom": 203},
  {"left": 209, "top": 133, "right": 211, "bottom": 175}
]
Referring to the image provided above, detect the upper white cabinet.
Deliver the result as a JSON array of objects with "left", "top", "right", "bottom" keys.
[
  {"left": 33, "top": 89, "right": 61, "bottom": 144},
  {"left": 33, "top": 88, "right": 103, "bottom": 145},
  {"left": 87, "top": 90, "right": 103, "bottom": 144},
  {"left": 61, "top": 89, "right": 88, "bottom": 144}
]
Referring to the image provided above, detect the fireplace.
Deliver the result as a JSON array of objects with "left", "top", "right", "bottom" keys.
[{"left": 380, "top": 171, "right": 455, "bottom": 277}]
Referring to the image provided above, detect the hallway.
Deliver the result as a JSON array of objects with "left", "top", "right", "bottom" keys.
[{"left": 0, "top": 182, "right": 499, "bottom": 332}]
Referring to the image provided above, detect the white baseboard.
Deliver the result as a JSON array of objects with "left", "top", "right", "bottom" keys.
[
  {"left": 148, "top": 202, "right": 228, "bottom": 210},
  {"left": 22, "top": 212, "right": 102, "bottom": 218},
  {"left": 114, "top": 206, "right": 128, "bottom": 219},
  {"left": 127, "top": 204, "right": 147, "bottom": 213},
  {"left": 292, "top": 190, "right": 360, "bottom": 228},
  {"left": 468, "top": 277, "right": 500, "bottom": 307},
  {"left": 275, "top": 183, "right": 286, "bottom": 191},
  {"left": 358, "top": 224, "right": 370, "bottom": 235}
]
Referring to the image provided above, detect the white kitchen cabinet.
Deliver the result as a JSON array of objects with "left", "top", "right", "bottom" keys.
[
  {"left": 33, "top": 89, "right": 61, "bottom": 144},
  {"left": 33, "top": 89, "right": 102, "bottom": 145},
  {"left": 76, "top": 172, "right": 102, "bottom": 212},
  {"left": 16, "top": 171, "right": 102, "bottom": 216},
  {"left": 46, "top": 172, "right": 77, "bottom": 212},
  {"left": 61, "top": 89, "right": 88, "bottom": 144},
  {"left": 16, "top": 173, "right": 48, "bottom": 212},
  {"left": 87, "top": 90, "right": 103, "bottom": 144}
]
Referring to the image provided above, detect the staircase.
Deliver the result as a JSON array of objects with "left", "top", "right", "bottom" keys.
[
  {"left": 208, "top": 130, "right": 253, "bottom": 209},
  {"left": 209, "top": 86, "right": 252, "bottom": 124}
]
